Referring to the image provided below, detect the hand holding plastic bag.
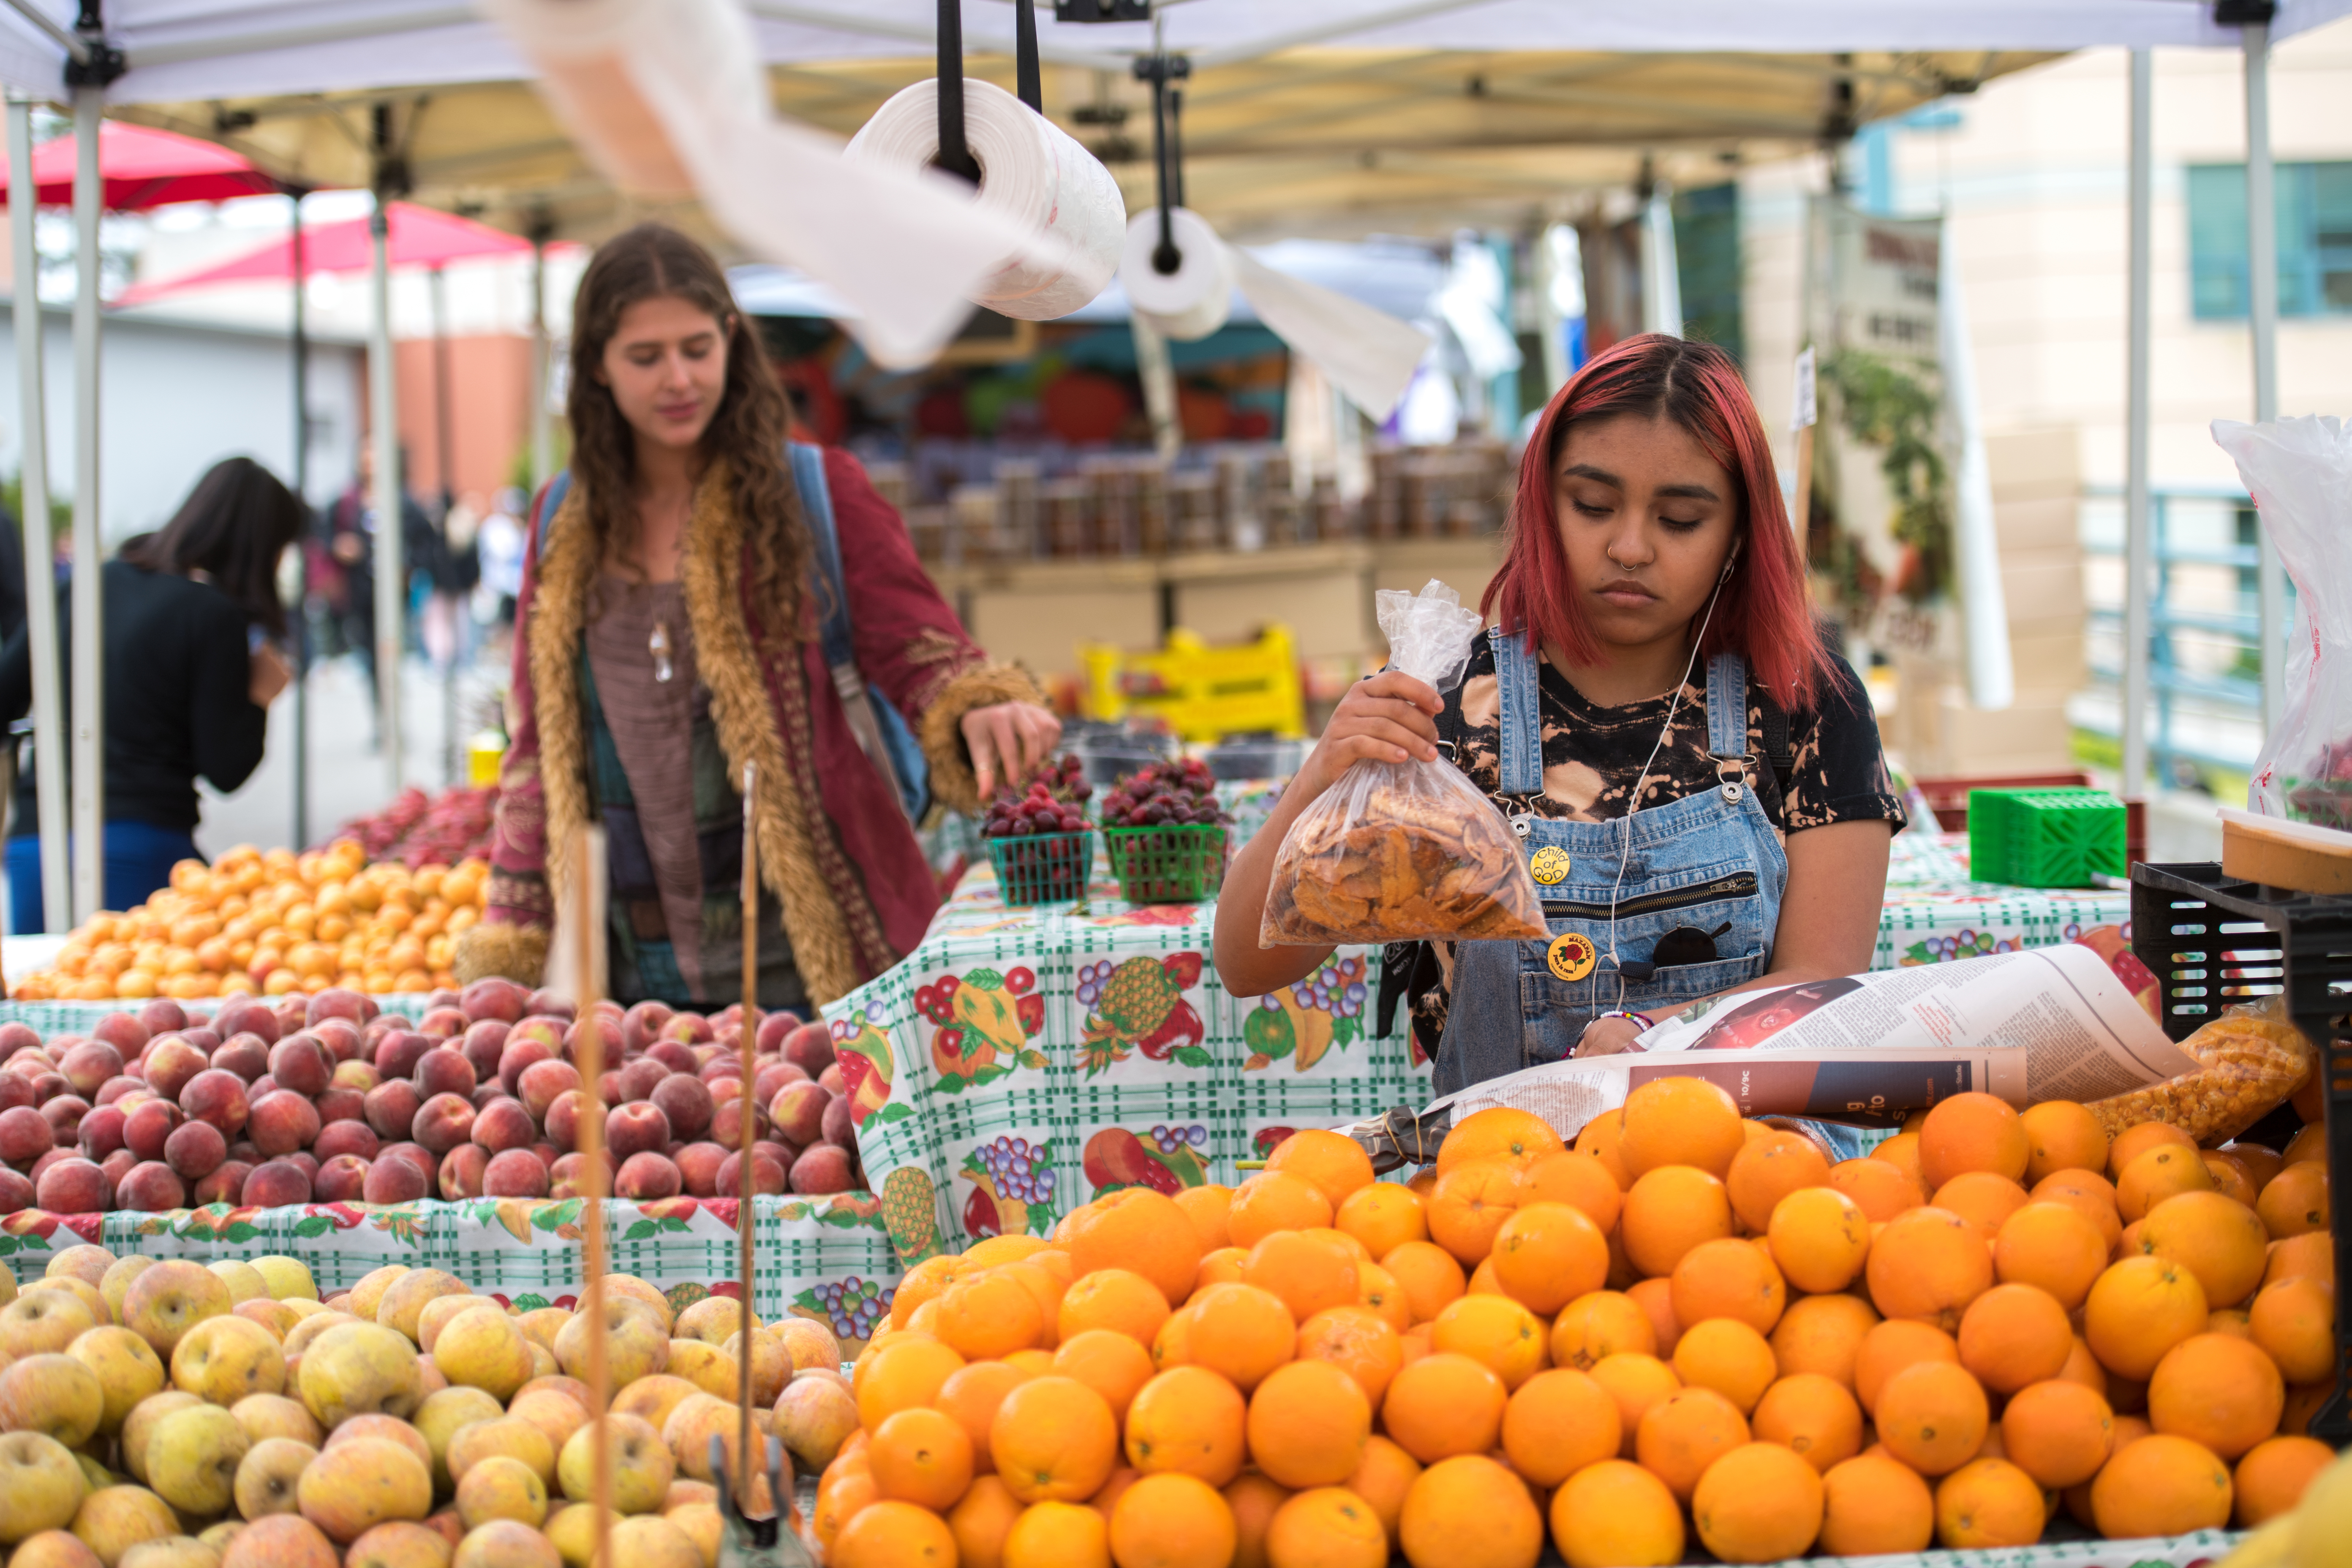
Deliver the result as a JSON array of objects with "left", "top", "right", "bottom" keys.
[
  {"left": 2214, "top": 415, "right": 2352, "bottom": 825},
  {"left": 1260, "top": 581, "right": 1549, "bottom": 946}
]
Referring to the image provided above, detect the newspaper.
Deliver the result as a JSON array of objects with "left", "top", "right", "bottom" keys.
[{"left": 1417, "top": 945, "right": 2202, "bottom": 1143}]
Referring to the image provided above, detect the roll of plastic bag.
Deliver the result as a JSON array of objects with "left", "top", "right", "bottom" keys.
[
  {"left": 1227, "top": 244, "right": 1430, "bottom": 422},
  {"left": 848, "top": 78, "right": 1125, "bottom": 321},
  {"left": 1122, "top": 207, "right": 1233, "bottom": 341}
]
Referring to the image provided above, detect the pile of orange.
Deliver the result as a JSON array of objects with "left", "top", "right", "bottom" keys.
[
  {"left": 820, "top": 1081, "right": 2340, "bottom": 1568},
  {"left": 11, "top": 843, "right": 487, "bottom": 1001}
]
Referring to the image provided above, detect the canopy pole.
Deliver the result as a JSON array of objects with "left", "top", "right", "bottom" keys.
[
  {"left": 9, "top": 95, "right": 67, "bottom": 930},
  {"left": 370, "top": 199, "right": 403, "bottom": 795},
  {"left": 2244, "top": 19, "right": 2283, "bottom": 734},
  {"left": 432, "top": 263, "right": 456, "bottom": 787},
  {"left": 290, "top": 187, "right": 309, "bottom": 851},
  {"left": 530, "top": 222, "right": 553, "bottom": 488},
  {"left": 68, "top": 84, "right": 102, "bottom": 924},
  {"left": 2123, "top": 49, "right": 2154, "bottom": 803},
  {"left": 1640, "top": 178, "right": 1682, "bottom": 339}
]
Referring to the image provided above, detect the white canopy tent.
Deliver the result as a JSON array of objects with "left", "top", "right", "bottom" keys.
[{"left": 0, "top": 0, "right": 2340, "bottom": 925}]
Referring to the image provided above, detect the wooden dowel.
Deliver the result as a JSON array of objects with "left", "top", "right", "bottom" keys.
[
  {"left": 572, "top": 828, "right": 614, "bottom": 1568},
  {"left": 736, "top": 762, "right": 760, "bottom": 1509}
]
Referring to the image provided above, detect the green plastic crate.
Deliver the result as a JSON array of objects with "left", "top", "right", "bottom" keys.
[
  {"left": 1104, "top": 823, "right": 1228, "bottom": 904},
  {"left": 1967, "top": 788, "right": 2126, "bottom": 888}
]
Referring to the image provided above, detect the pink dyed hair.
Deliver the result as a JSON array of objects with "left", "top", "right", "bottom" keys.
[{"left": 1482, "top": 332, "right": 1829, "bottom": 708}]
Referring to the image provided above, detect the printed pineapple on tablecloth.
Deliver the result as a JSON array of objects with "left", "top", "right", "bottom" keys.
[{"left": 1076, "top": 951, "right": 1208, "bottom": 1076}]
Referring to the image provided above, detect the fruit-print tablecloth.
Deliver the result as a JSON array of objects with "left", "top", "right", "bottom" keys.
[
  {"left": 0, "top": 1193, "right": 904, "bottom": 1356},
  {"left": 1876, "top": 832, "right": 2132, "bottom": 969}
]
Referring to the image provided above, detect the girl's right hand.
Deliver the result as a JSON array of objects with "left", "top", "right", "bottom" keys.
[{"left": 1292, "top": 670, "right": 1444, "bottom": 803}]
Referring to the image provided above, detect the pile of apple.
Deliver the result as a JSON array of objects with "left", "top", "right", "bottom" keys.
[
  {"left": 0, "top": 979, "right": 867, "bottom": 1217},
  {"left": 0, "top": 1242, "right": 863, "bottom": 1568},
  {"left": 334, "top": 787, "right": 498, "bottom": 872}
]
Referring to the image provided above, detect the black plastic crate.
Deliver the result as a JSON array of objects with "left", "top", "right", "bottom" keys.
[{"left": 2129, "top": 861, "right": 2352, "bottom": 1442}]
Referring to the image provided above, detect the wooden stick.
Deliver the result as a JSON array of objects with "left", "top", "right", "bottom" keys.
[
  {"left": 572, "top": 827, "right": 614, "bottom": 1568},
  {"left": 736, "top": 762, "right": 760, "bottom": 1509}
]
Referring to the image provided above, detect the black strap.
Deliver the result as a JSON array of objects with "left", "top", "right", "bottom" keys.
[{"left": 1756, "top": 679, "right": 1794, "bottom": 805}]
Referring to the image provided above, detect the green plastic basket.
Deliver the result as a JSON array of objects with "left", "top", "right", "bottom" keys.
[
  {"left": 1104, "top": 823, "right": 1228, "bottom": 904},
  {"left": 1967, "top": 788, "right": 2126, "bottom": 887},
  {"left": 984, "top": 830, "right": 1095, "bottom": 906}
]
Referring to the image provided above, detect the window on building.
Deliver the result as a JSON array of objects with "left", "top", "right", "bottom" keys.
[{"left": 2186, "top": 161, "right": 2352, "bottom": 319}]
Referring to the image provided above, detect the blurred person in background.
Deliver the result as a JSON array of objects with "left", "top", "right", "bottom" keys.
[
  {"left": 1, "top": 457, "right": 304, "bottom": 931},
  {"left": 324, "top": 440, "right": 442, "bottom": 734}
]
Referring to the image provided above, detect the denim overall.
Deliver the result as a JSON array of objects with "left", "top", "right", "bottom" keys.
[{"left": 1433, "top": 636, "right": 1788, "bottom": 1097}]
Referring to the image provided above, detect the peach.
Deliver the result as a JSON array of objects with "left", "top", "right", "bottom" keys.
[
  {"left": 60, "top": 1042, "right": 125, "bottom": 1098},
  {"left": 78, "top": 1105, "right": 127, "bottom": 1162},
  {"left": 0, "top": 1165, "right": 31, "bottom": 1212},
  {"left": 316, "top": 1122, "right": 379, "bottom": 1162},
  {"left": 461, "top": 980, "right": 530, "bottom": 1026},
  {"left": 144, "top": 1039, "right": 210, "bottom": 1105},
  {"left": 458, "top": 1021, "right": 510, "bottom": 1081},
  {"left": 517, "top": 1062, "right": 578, "bottom": 1122},
  {"left": 383, "top": 1142, "right": 438, "bottom": 1181},
  {"left": 411, "top": 1095, "right": 476, "bottom": 1156},
  {"left": 315, "top": 1156, "right": 370, "bottom": 1203},
  {"left": 32, "top": 1157, "right": 107, "bottom": 1215},
  {"left": 780, "top": 1022, "right": 833, "bottom": 1078},
  {"left": 766, "top": 1082, "right": 827, "bottom": 1149},
  {"left": 162, "top": 1122, "right": 226, "bottom": 1181},
  {"left": 414, "top": 1051, "right": 476, "bottom": 1102},
  {"left": 244, "top": 1162, "right": 313, "bottom": 1209},
  {"left": 438, "top": 1146, "right": 489, "bottom": 1201},
  {"left": 268, "top": 1037, "right": 334, "bottom": 1098},
  {"left": 674, "top": 1144, "right": 726, "bottom": 1198},
  {"left": 123, "top": 1102, "right": 182, "bottom": 1164},
  {"left": 483, "top": 1152, "right": 549, "bottom": 1199},
  {"left": 374, "top": 1032, "right": 433, "bottom": 1081},
  {"left": 788, "top": 1145, "right": 853, "bottom": 1196},
  {"left": 607, "top": 1103, "right": 670, "bottom": 1161},
  {"left": 0, "top": 1103, "right": 57, "bottom": 1164},
  {"left": 470, "top": 1101, "right": 535, "bottom": 1155},
  {"left": 194, "top": 1162, "right": 251, "bottom": 1206},
  {"left": 365, "top": 1083, "right": 423, "bottom": 1142},
  {"left": 330, "top": 1059, "right": 379, "bottom": 1092},
  {"left": 212, "top": 1035, "right": 272, "bottom": 1082},
  {"left": 715, "top": 1149, "right": 786, "bottom": 1197},
  {"left": 117, "top": 1162, "right": 186, "bottom": 1213},
  {"left": 547, "top": 1153, "right": 609, "bottom": 1200},
  {"left": 178, "top": 1070, "right": 250, "bottom": 1138},
  {"left": 494, "top": 1041, "right": 551, "bottom": 1098},
  {"left": 615, "top": 1153, "right": 681, "bottom": 1200},
  {"left": 213, "top": 1000, "right": 281, "bottom": 1045}
]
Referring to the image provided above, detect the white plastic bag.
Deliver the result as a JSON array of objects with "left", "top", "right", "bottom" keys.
[
  {"left": 2214, "top": 416, "right": 2352, "bottom": 825},
  {"left": 1260, "top": 581, "right": 1549, "bottom": 946}
]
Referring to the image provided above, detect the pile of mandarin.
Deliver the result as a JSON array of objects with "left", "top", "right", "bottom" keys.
[
  {"left": 13, "top": 845, "right": 487, "bottom": 1003},
  {"left": 817, "top": 1079, "right": 2340, "bottom": 1568}
]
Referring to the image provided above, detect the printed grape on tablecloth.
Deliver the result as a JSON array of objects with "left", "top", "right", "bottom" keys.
[{"left": 1875, "top": 831, "right": 2131, "bottom": 969}]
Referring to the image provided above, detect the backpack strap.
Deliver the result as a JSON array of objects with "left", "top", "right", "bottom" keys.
[
  {"left": 1754, "top": 678, "right": 1795, "bottom": 806},
  {"left": 534, "top": 471, "right": 573, "bottom": 558},
  {"left": 789, "top": 442, "right": 855, "bottom": 670}
]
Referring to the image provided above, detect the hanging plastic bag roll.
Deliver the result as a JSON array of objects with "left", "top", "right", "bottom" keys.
[
  {"left": 1122, "top": 207, "right": 1233, "bottom": 341},
  {"left": 849, "top": 78, "right": 1125, "bottom": 321},
  {"left": 1226, "top": 244, "right": 1432, "bottom": 423}
]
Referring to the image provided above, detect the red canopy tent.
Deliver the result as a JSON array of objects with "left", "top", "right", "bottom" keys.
[
  {"left": 0, "top": 120, "right": 280, "bottom": 209},
  {"left": 117, "top": 200, "right": 539, "bottom": 301}
]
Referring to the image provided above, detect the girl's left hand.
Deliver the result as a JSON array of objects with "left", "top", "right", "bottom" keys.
[
  {"left": 962, "top": 701, "right": 1063, "bottom": 798},
  {"left": 1576, "top": 1015, "right": 1648, "bottom": 1058}
]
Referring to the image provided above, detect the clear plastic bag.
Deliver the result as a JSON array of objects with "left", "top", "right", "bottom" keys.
[
  {"left": 2082, "top": 995, "right": 2317, "bottom": 1146},
  {"left": 1260, "top": 581, "right": 1549, "bottom": 947},
  {"left": 2214, "top": 416, "right": 2352, "bottom": 826}
]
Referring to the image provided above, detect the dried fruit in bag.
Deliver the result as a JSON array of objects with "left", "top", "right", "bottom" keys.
[
  {"left": 1260, "top": 580, "right": 1549, "bottom": 947},
  {"left": 2082, "top": 996, "right": 2317, "bottom": 1146}
]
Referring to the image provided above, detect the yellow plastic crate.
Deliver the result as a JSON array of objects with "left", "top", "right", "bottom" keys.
[{"left": 1078, "top": 625, "right": 1307, "bottom": 743}]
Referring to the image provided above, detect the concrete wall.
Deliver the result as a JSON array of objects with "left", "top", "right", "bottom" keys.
[{"left": 392, "top": 333, "right": 537, "bottom": 504}]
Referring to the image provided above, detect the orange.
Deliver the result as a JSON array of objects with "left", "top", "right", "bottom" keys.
[
  {"left": 1866, "top": 1207, "right": 1993, "bottom": 1331},
  {"left": 2033, "top": 1168, "right": 2124, "bottom": 1239},
  {"left": 1353, "top": 1263, "right": 1412, "bottom": 1335},
  {"left": 1123, "top": 1366, "right": 1247, "bottom": 1487},
  {"left": 892, "top": 1255, "right": 972, "bottom": 1331},
  {"left": 1828, "top": 1157, "right": 1924, "bottom": 1222},
  {"left": 2109, "top": 1119, "right": 2196, "bottom": 1179},
  {"left": 1770, "top": 1292, "right": 1880, "bottom": 1389},
  {"left": 1396, "top": 1454, "right": 1544, "bottom": 1568},
  {"left": 871, "top": 1405, "right": 976, "bottom": 1512},
  {"left": 1933, "top": 1171, "right": 2032, "bottom": 1241},
  {"left": 1264, "top": 1488, "right": 1386, "bottom": 1568},
  {"left": 1060, "top": 1269, "right": 1174, "bottom": 1348},
  {"left": 1956, "top": 1282, "right": 2074, "bottom": 1394},
  {"left": 2091, "top": 1433, "right": 2235, "bottom": 1538},
  {"left": 2147, "top": 1331, "right": 2285, "bottom": 1459},
  {"left": 1499, "top": 1367, "right": 1620, "bottom": 1486},
  {"left": 1053, "top": 1329, "right": 1157, "bottom": 1425},
  {"left": 1487, "top": 1201, "right": 1609, "bottom": 1317},
  {"left": 2209, "top": 1306, "right": 2256, "bottom": 1339},
  {"left": 1171, "top": 1186, "right": 1233, "bottom": 1255},
  {"left": 1520, "top": 1150, "right": 1623, "bottom": 1233},
  {"left": 1241, "top": 1230, "right": 1359, "bottom": 1325},
  {"left": 1766, "top": 1186, "right": 1870, "bottom": 1295},
  {"left": 1993, "top": 1201, "right": 2108, "bottom": 1311},
  {"left": 1184, "top": 1283, "right": 1296, "bottom": 1393},
  {"left": 1004, "top": 1348, "right": 1057, "bottom": 1379},
  {"left": 2284, "top": 1122, "right": 2326, "bottom": 1166},
  {"left": 1335, "top": 1183, "right": 1426, "bottom": 1259},
  {"left": 1818, "top": 1452, "right": 1934, "bottom": 1556},
  {"left": 2249, "top": 1276, "right": 2334, "bottom": 1383},
  {"left": 1436, "top": 1107, "right": 1563, "bottom": 1178},
  {"left": 1002, "top": 1499, "right": 1109, "bottom": 1568},
  {"left": 1619, "top": 1076, "right": 1745, "bottom": 1179},
  {"left": 948, "top": 1474, "right": 1023, "bottom": 1568},
  {"left": 1549, "top": 1459, "right": 1683, "bottom": 1568},
  {"left": 1425, "top": 1160, "right": 1524, "bottom": 1266},
  {"left": 1636, "top": 1385, "right": 1750, "bottom": 1499},
  {"left": 1550, "top": 1290, "right": 1656, "bottom": 1372},
  {"left": 2000, "top": 1377, "right": 2115, "bottom": 1488},
  {"left": 2118, "top": 1142, "right": 2219, "bottom": 1223},
  {"left": 1873, "top": 1131, "right": 1927, "bottom": 1191},
  {"left": 2139, "top": 1189, "right": 2270, "bottom": 1308},
  {"left": 1919, "top": 1093, "right": 2031, "bottom": 1189},
  {"left": 1245, "top": 1358, "right": 1372, "bottom": 1489},
  {"left": 830, "top": 1498, "right": 957, "bottom": 1568},
  {"left": 1296, "top": 1306, "right": 1403, "bottom": 1407},
  {"left": 2231, "top": 1141, "right": 2290, "bottom": 1190},
  {"left": 1671, "top": 1318, "right": 1777, "bottom": 1415},
  {"left": 2056, "top": 1334, "right": 2108, "bottom": 1398},
  {"left": 1343, "top": 1435, "right": 1421, "bottom": 1545},
  {"left": 1380, "top": 1352, "right": 1507, "bottom": 1464},
  {"left": 1380, "top": 1243, "right": 1465, "bottom": 1326},
  {"left": 1266, "top": 1129, "right": 1377, "bottom": 1209},
  {"left": 2281, "top": 1381, "right": 2330, "bottom": 1437},
  {"left": 1726, "top": 1132, "right": 1833, "bottom": 1236},
  {"left": 1070, "top": 1190, "right": 1203, "bottom": 1309},
  {"left": 812, "top": 1469, "right": 879, "bottom": 1557},
  {"left": 1874, "top": 1359, "right": 1989, "bottom": 1476},
  {"left": 1107, "top": 1471, "right": 1236, "bottom": 1568},
  {"left": 1225, "top": 1172, "right": 1334, "bottom": 1251},
  {"left": 2257, "top": 1162, "right": 2330, "bottom": 1240},
  {"left": 939, "top": 1360, "right": 1034, "bottom": 1475},
  {"left": 1588, "top": 1353, "right": 1680, "bottom": 1458},
  {"left": 1933, "top": 1456, "right": 2044, "bottom": 1548},
  {"left": 1574, "top": 1110, "right": 1630, "bottom": 1189},
  {"left": 1626, "top": 1277, "right": 1682, "bottom": 1358},
  {"left": 1090, "top": 1465, "right": 1142, "bottom": 1518},
  {"left": 858, "top": 1335, "right": 969, "bottom": 1429},
  {"left": 2020, "top": 1100, "right": 2108, "bottom": 1184},
  {"left": 2205, "top": 1152, "right": 2262, "bottom": 1208},
  {"left": 1692, "top": 1440, "right": 1825, "bottom": 1563},
  {"left": 2233, "top": 1434, "right": 2335, "bottom": 1526},
  {"left": 1670, "top": 1236, "right": 1787, "bottom": 1335},
  {"left": 1429, "top": 1294, "right": 1547, "bottom": 1391},
  {"left": 1223, "top": 1471, "right": 1289, "bottom": 1568},
  {"left": 1621, "top": 1166, "right": 1733, "bottom": 1277},
  {"left": 990, "top": 1375, "right": 1119, "bottom": 1503},
  {"left": 938, "top": 1269, "right": 1047, "bottom": 1361},
  {"left": 1751, "top": 1371, "right": 1863, "bottom": 1472},
  {"left": 2085, "top": 1255, "right": 2210, "bottom": 1380}
]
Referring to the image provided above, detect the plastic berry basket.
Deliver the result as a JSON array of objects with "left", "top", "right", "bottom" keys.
[
  {"left": 1103, "top": 823, "right": 1228, "bottom": 904},
  {"left": 985, "top": 830, "right": 1096, "bottom": 906}
]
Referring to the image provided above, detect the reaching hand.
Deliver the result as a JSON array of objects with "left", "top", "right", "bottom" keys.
[{"left": 961, "top": 701, "right": 1064, "bottom": 799}]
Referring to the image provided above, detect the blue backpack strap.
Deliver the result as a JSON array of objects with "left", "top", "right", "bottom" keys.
[
  {"left": 790, "top": 442, "right": 857, "bottom": 670},
  {"left": 535, "top": 470, "right": 573, "bottom": 557}
]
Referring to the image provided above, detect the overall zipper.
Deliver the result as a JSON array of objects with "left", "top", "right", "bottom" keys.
[{"left": 1539, "top": 871, "right": 1759, "bottom": 920}]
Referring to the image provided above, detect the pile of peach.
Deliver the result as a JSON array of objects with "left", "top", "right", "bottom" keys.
[
  {"left": 815, "top": 1081, "right": 2338, "bottom": 1568},
  {"left": 12, "top": 843, "right": 490, "bottom": 1003}
]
